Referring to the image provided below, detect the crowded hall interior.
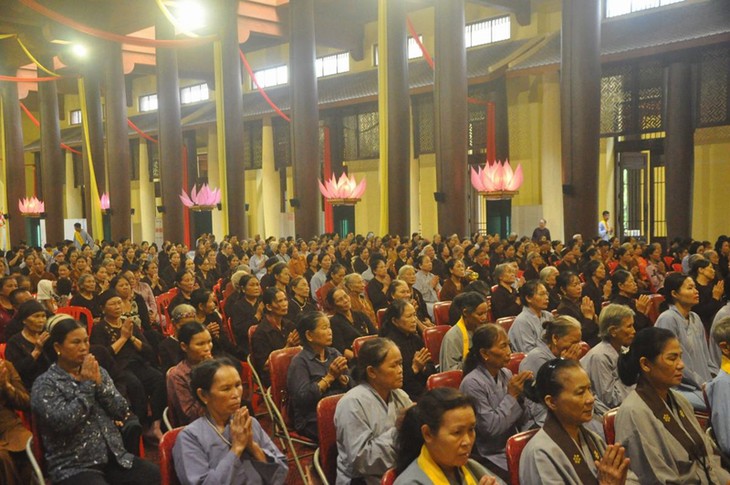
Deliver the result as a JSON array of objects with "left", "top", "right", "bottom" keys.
[{"left": 1, "top": 0, "right": 730, "bottom": 484}]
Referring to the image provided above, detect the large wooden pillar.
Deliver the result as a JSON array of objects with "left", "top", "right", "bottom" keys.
[
  {"left": 560, "top": 0, "right": 601, "bottom": 240},
  {"left": 0, "top": 73, "right": 27, "bottom": 246},
  {"left": 664, "top": 60, "right": 693, "bottom": 240},
  {"left": 378, "top": 0, "right": 411, "bottom": 236},
  {"left": 434, "top": 0, "right": 468, "bottom": 237},
  {"left": 105, "top": 42, "right": 132, "bottom": 241},
  {"left": 290, "top": 0, "right": 320, "bottom": 239},
  {"left": 37, "top": 57, "right": 65, "bottom": 244},
  {"left": 156, "top": 19, "right": 185, "bottom": 243},
  {"left": 216, "top": 0, "right": 247, "bottom": 238}
]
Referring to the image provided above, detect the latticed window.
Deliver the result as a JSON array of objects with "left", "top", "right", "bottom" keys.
[
  {"left": 341, "top": 105, "right": 380, "bottom": 160},
  {"left": 412, "top": 95, "right": 434, "bottom": 156},
  {"left": 698, "top": 47, "right": 730, "bottom": 127},
  {"left": 242, "top": 120, "right": 263, "bottom": 170},
  {"left": 600, "top": 62, "right": 663, "bottom": 136},
  {"left": 272, "top": 118, "right": 291, "bottom": 169}
]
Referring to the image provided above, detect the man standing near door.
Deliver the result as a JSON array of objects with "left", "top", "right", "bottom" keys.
[{"left": 598, "top": 210, "right": 613, "bottom": 241}]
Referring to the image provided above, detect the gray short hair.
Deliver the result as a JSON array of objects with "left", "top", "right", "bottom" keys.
[
  {"left": 397, "top": 265, "right": 416, "bottom": 277},
  {"left": 712, "top": 316, "right": 730, "bottom": 346},
  {"left": 493, "top": 263, "right": 512, "bottom": 281},
  {"left": 343, "top": 273, "right": 363, "bottom": 289},
  {"left": 539, "top": 266, "right": 559, "bottom": 282},
  {"left": 598, "top": 303, "right": 635, "bottom": 340}
]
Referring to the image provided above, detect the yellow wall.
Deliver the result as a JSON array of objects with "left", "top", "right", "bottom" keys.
[{"left": 693, "top": 126, "right": 730, "bottom": 241}]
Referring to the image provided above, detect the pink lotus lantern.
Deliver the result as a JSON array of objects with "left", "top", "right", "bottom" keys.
[
  {"left": 470, "top": 160, "right": 524, "bottom": 200},
  {"left": 318, "top": 173, "right": 366, "bottom": 206},
  {"left": 100, "top": 192, "right": 110, "bottom": 213},
  {"left": 19, "top": 196, "right": 45, "bottom": 217},
  {"left": 179, "top": 184, "right": 222, "bottom": 211}
]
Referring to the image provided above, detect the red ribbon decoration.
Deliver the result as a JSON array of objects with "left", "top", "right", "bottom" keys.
[
  {"left": 19, "top": 0, "right": 216, "bottom": 49},
  {"left": 405, "top": 16, "right": 435, "bottom": 70},
  {"left": 0, "top": 74, "right": 63, "bottom": 83},
  {"left": 239, "top": 49, "right": 291, "bottom": 122},
  {"left": 127, "top": 119, "right": 159, "bottom": 144},
  {"left": 19, "top": 102, "right": 82, "bottom": 155}
]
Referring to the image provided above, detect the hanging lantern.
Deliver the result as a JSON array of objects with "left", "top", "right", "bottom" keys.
[
  {"left": 318, "top": 173, "right": 366, "bottom": 206},
  {"left": 100, "top": 192, "right": 110, "bottom": 214},
  {"left": 470, "top": 160, "right": 524, "bottom": 200},
  {"left": 19, "top": 196, "right": 45, "bottom": 217},
  {"left": 180, "top": 184, "right": 222, "bottom": 212}
]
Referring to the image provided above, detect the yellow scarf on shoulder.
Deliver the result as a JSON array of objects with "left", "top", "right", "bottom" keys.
[
  {"left": 417, "top": 444, "right": 477, "bottom": 485},
  {"left": 721, "top": 356, "right": 730, "bottom": 375},
  {"left": 456, "top": 317, "right": 470, "bottom": 363}
]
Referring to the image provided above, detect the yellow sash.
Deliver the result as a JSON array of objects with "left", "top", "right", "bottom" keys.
[
  {"left": 456, "top": 317, "right": 470, "bottom": 363},
  {"left": 417, "top": 444, "right": 477, "bottom": 485},
  {"left": 75, "top": 231, "right": 84, "bottom": 246},
  {"left": 721, "top": 356, "right": 730, "bottom": 375}
]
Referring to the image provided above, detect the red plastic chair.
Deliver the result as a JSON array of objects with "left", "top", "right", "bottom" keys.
[
  {"left": 647, "top": 294, "right": 665, "bottom": 324},
  {"left": 433, "top": 301, "right": 452, "bottom": 325},
  {"left": 663, "top": 256, "right": 675, "bottom": 268},
  {"left": 603, "top": 407, "right": 618, "bottom": 444},
  {"left": 160, "top": 427, "right": 184, "bottom": 485},
  {"left": 0, "top": 343, "right": 5, "bottom": 359},
  {"left": 507, "top": 352, "right": 526, "bottom": 375},
  {"left": 376, "top": 308, "right": 386, "bottom": 330},
  {"left": 57, "top": 306, "right": 95, "bottom": 334},
  {"left": 313, "top": 393, "right": 345, "bottom": 485},
  {"left": 506, "top": 428, "right": 539, "bottom": 485},
  {"left": 426, "top": 370, "right": 463, "bottom": 391},
  {"left": 156, "top": 291, "right": 176, "bottom": 335},
  {"left": 486, "top": 295, "right": 493, "bottom": 323},
  {"left": 267, "top": 346, "right": 315, "bottom": 483},
  {"left": 672, "top": 263, "right": 683, "bottom": 273},
  {"left": 423, "top": 325, "right": 450, "bottom": 365},
  {"left": 246, "top": 324, "right": 271, "bottom": 417},
  {"left": 381, "top": 469, "right": 398, "bottom": 485},
  {"left": 497, "top": 316, "right": 516, "bottom": 333},
  {"left": 223, "top": 317, "right": 236, "bottom": 344},
  {"left": 352, "top": 335, "right": 378, "bottom": 358}
]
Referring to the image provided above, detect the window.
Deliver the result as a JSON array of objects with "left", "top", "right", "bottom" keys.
[
  {"left": 251, "top": 65, "right": 288, "bottom": 89},
  {"left": 139, "top": 93, "right": 158, "bottom": 112},
  {"left": 315, "top": 52, "right": 350, "bottom": 78},
  {"left": 180, "top": 83, "right": 209, "bottom": 104},
  {"left": 69, "top": 109, "right": 82, "bottom": 126},
  {"left": 606, "top": 0, "right": 685, "bottom": 18},
  {"left": 465, "top": 16, "right": 511, "bottom": 48},
  {"left": 373, "top": 36, "right": 424, "bottom": 66}
]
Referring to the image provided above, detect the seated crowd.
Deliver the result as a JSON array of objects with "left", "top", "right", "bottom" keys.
[{"left": 0, "top": 229, "right": 730, "bottom": 484}]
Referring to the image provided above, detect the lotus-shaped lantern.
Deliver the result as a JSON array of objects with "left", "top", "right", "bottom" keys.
[
  {"left": 19, "top": 196, "right": 45, "bottom": 217},
  {"left": 470, "top": 160, "right": 523, "bottom": 200},
  {"left": 100, "top": 192, "right": 110, "bottom": 213},
  {"left": 318, "top": 173, "right": 366, "bottom": 206},
  {"left": 180, "top": 184, "right": 222, "bottom": 211}
]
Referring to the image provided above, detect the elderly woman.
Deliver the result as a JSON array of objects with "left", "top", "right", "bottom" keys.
[
  {"left": 36, "top": 279, "right": 58, "bottom": 314},
  {"left": 555, "top": 271, "right": 600, "bottom": 347},
  {"left": 31, "top": 317, "right": 160, "bottom": 485},
  {"left": 609, "top": 270, "right": 652, "bottom": 332},
  {"left": 580, "top": 304, "right": 636, "bottom": 416},
  {"left": 582, "top": 259, "right": 612, "bottom": 316},
  {"left": 166, "top": 322, "right": 213, "bottom": 427},
  {"left": 334, "top": 338, "right": 413, "bottom": 484},
  {"left": 394, "top": 388, "right": 498, "bottom": 485},
  {"left": 439, "top": 259, "right": 467, "bottom": 302},
  {"left": 224, "top": 273, "right": 263, "bottom": 357},
  {"left": 343, "top": 273, "right": 377, "bottom": 326},
  {"left": 251, "top": 287, "right": 299, "bottom": 387},
  {"left": 519, "top": 316, "right": 584, "bottom": 430},
  {"left": 286, "top": 276, "right": 318, "bottom": 323},
  {"left": 317, "top": 263, "right": 347, "bottom": 312},
  {"left": 491, "top": 263, "right": 521, "bottom": 319},
  {"left": 91, "top": 290, "right": 166, "bottom": 443},
  {"left": 287, "top": 312, "right": 352, "bottom": 440},
  {"left": 366, "top": 256, "right": 392, "bottom": 312},
  {"left": 191, "top": 288, "right": 240, "bottom": 361},
  {"left": 460, "top": 324, "right": 531, "bottom": 481},
  {"left": 327, "top": 287, "right": 377, "bottom": 361},
  {"left": 173, "top": 358, "right": 287, "bottom": 485},
  {"left": 169, "top": 270, "right": 196, "bottom": 315},
  {"left": 158, "top": 304, "right": 198, "bottom": 372},
  {"left": 508, "top": 280, "right": 553, "bottom": 353},
  {"left": 539, "top": 266, "right": 561, "bottom": 312},
  {"left": 616, "top": 327, "right": 729, "bottom": 483},
  {"left": 5, "top": 300, "right": 50, "bottom": 390},
  {"left": 655, "top": 272, "right": 717, "bottom": 410},
  {"left": 380, "top": 300, "right": 434, "bottom": 401},
  {"left": 520, "top": 359, "right": 634, "bottom": 485},
  {"left": 397, "top": 265, "right": 432, "bottom": 325},
  {"left": 690, "top": 258, "right": 725, "bottom": 333},
  {"left": 70, "top": 274, "right": 102, "bottom": 319}
]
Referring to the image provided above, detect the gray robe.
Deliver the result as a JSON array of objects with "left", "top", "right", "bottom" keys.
[
  {"left": 580, "top": 340, "right": 634, "bottom": 416},
  {"left": 393, "top": 458, "right": 499, "bottom": 485},
  {"left": 616, "top": 388, "right": 730, "bottom": 484},
  {"left": 334, "top": 383, "right": 413, "bottom": 485},
  {"left": 440, "top": 323, "right": 472, "bottom": 371},
  {"left": 518, "top": 341, "right": 555, "bottom": 430},
  {"left": 508, "top": 306, "right": 553, "bottom": 353}
]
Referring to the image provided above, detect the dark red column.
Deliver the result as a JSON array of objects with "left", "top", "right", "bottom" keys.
[
  {"left": 216, "top": 0, "right": 247, "bottom": 238},
  {"left": 37, "top": 56, "right": 65, "bottom": 244},
  {"left": 434, "top": 0, "right": 468, "bottom": 237},
  {"left": 0, "top": 72, "right": 27, "bottom": 246},
  {"left": 664, "top": 60, "right": 694, "bottom": 241},
  {"left": 383, "top": 0, "right": 411, "bottom": 236},
  {"left": 289, "top": 0, "right": 320, "bottom": 239},
  {"left": 560, "top": 0, "right": 601, "bottom": 240},
  {"left": 156, "top": 19, "right": 185, "bottom": 243},
  {"left": 104, "top": 42, "right": 132, "bottom": 241}
]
